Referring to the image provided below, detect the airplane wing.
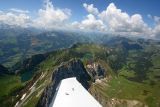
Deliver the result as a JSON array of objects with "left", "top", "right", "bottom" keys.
[{"left": 50, "top": 77, "right": 102, "bottom": 107}]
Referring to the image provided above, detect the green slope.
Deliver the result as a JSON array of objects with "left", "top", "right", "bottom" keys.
[{"left": 0, "top": 42, "right": 160, "bottom": 107}]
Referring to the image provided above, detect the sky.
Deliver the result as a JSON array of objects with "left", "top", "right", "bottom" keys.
[{"left": 0, "top": 0, "right": 160, "bottom": 38}]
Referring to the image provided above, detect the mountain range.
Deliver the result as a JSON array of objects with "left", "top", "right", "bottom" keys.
[{"left": 0, "top": 27, "right": 160, "bottom": 107}]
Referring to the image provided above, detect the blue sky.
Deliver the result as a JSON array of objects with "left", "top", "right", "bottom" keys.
[{"left": 0, "top": 0, "right": 160, "bottom": 38}]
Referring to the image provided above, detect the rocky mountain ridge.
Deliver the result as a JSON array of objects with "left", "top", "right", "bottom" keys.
[{"left": 37, "top": 59, "right": 92, "bottom": 107}]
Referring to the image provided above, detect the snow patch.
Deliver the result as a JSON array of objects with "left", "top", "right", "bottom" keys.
[
  {"left": 20, "top": 93, "right": 26, "bottom": 100},
  {"left": 14, "top": 101, "right": 19, "bottom": 107}
]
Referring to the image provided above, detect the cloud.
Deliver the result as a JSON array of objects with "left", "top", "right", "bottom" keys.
[
  {"left": 148, "top": 14, "right": 160, "bottom": 24},
  {"left": 152, "top": 21, "right": 160, "bottom": 38},
  {"left": 0, "top": 11, "right": 30, "bottom": 27},
  {"left": 153, "top": 16, "right": 160, "bottom": 24},
  {"left": 72, "top": 3, "right": 157, "bottom": 37},
  {"left": 10, "top": 8, "right": 29, "bottom": 14},
  {"left": 153, "top": 16, "right": 160, "bottom": 38},
  {"left": 0, "top": 0, "right": 71, "bottom": 29},
  {"left": 72, "top": 14, "right": 105, "bottom": 31},
  {"left": 147, "top": 14, "right": 160, "bottom": 37},
  {"left": 98, "top": 3, "right": 152, "bottom": 36},
  {"left": 33, "top": 0, "right": 71, "bottom": 29},
  {"left": 83, "top": 3, "right": 99, "bottom": 15}
]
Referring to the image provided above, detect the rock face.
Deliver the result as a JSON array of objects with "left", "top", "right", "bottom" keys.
[
  {"left": 86, "top": 62, "right": 106, "bottom": 80},
  {"left": 37, "top": 59, "right": 91, "bottom": 107}
]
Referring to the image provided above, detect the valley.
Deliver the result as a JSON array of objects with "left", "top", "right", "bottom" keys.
[{"left": 0, "top": 37, "right": 160, "bottom": 107}]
